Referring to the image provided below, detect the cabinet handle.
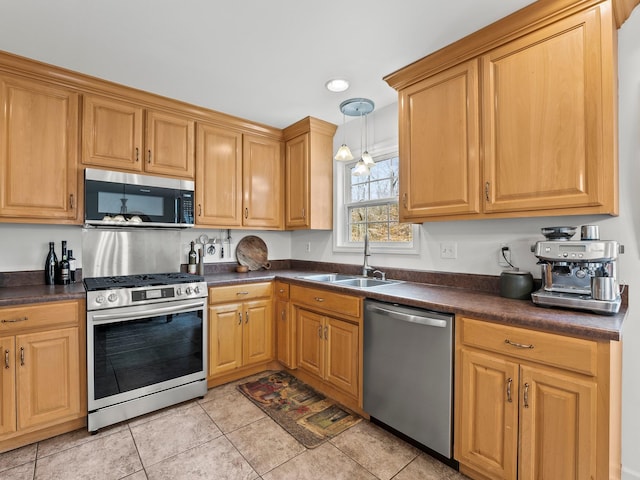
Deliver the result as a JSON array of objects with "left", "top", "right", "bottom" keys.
[
  {"left": 314, "top": 297, "right": 324, "bottom": 302},
  {"left": 244, "top": 208, "right": 249, "bottom": 219},
  {"left": 506, "top": 377, "right": 513, "bottom": 403},
  {"left": 281, "top": 309, "right": 286, "bottom": 321},
  {"left": 402, "top": 192, "right": 408, "bottom": 209},
  {"left": 523, "top": 383, "right": 530, "bottom": 408},
  {"left": 278, "top": 288, "right": 285, "bottom": 293},
  {"left": 504, "top": 339, "right": 534, "bottom": 349},
  {"left": 147, "top": 150, "right": 152, "bottom": 164},
  {"left": 1, "top": 316, "right": 28, "bottom": 323},
  {"left": 301, "top": 207, "right": 305, "bottom": 219},
  {"left": 198, "top": 204, "right": 202, "bottom": 216},
  {"left": 324, "top": 326, "right": 328, "bottom": 340},
  {"left": 245, "top": 311, "right": 249, "bottom": 323},
  {"left": 69, "top": 194, "right": 75, "bottom": 209},
  {"left": 238, "top": 312, "right": 242, "bottom": 325},
  {"left": 485, "top": 182, "right": 490, "bottom": 202},
  {"left": 4, "top": 349, "right": 9, "bottom": 369},
  {"left": 318, "top": 325, "right": 323, "bottom": 339},
  {"left": 236, "top": 291, "right": 249, "bottom": 296},
  {"left": 20, "top": 346, "right": 24, "bottom": 366},
  {"left": 135, "top": 147, "right": 140, "bottom": 162}
]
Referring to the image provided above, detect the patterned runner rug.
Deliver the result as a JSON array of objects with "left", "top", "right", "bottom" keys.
[{"left": 237, "top": 371, "right": 361, "bottom": 448}]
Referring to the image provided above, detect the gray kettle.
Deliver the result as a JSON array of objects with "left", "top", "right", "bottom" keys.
[{"left": 499, "top": 270, "right": 534, "bottom": 299}]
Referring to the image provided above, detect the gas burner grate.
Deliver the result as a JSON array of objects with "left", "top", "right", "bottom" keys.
[{"left": 84, "top": 273, "right": 204, "bottom": 291}]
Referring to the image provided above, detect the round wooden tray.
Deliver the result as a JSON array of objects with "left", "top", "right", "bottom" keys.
[{"left": 236, "top": 235, "right": 271, "bottom": 270}]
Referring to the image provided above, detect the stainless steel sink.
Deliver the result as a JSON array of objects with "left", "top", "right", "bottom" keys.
[
  {"left": 298, "top": 273, "right": 356, "bottom": 282},
  {"left": 334, "top": 278, "right": 402, "bottom": 288}
]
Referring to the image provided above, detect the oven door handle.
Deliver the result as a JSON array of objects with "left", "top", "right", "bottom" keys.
[{"left": 90, "top": 301, "right": 205, "bottom": 323}]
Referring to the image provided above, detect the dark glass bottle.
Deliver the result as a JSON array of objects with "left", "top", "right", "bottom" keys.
[
  {"left": 188, "top": 241, "right": 197, "bottom": 274},
  {"left": 58, "top": 241, "right": 70, "bottom": 285},
  {"left": 68, "top": 249, "right": 77, "bottom": 283},
  {"left": 44, "top": 242, "right": 58, "bottom": 285}
]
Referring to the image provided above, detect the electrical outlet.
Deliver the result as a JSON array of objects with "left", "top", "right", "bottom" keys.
[
  {"left": 305, "top": 242, "right": 311, "bottom": 253},
  {"left": 440, "top": 242, "right": 458, "bottom": 259},
  {"left": 498, "top": 243, "right": 512, "bottom": 267}
]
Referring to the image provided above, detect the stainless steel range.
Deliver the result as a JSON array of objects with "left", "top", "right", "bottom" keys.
[{"left": 85, "top": 272, "right": 208, "bottom": 433}]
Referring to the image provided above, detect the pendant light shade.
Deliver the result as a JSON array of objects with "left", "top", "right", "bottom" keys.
[
  {"left": 335, "top": 144, "right": 354, "bottom": 161},
  {"left": 352, "top": 159, "right": 370, "bottom": 176},
  {"left": 334, "top": 98, "right": 375, "bottom": 173}
]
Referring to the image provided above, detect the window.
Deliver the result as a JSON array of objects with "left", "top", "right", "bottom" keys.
[{"left": 337, "top": 153, "right": 417, "bottom": 252}]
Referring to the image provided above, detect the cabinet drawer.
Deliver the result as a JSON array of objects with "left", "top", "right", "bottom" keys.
[
  {"left": 209, "top": 282, "right": 273, "bottom": 304},
  {"left": 291, "top": 285, "right": 362, "bottom": 321},
  {"left": 0, "top": 301, "right": 80, "bottom": 334},
  {"left": 459, "top": 317, "right": 597, "bottom": 376},
  {"left": 274, "top": 281, "right": 290, "bottom": 300}
]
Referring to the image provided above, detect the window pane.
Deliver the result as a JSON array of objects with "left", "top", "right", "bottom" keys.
[
  {"left": 351, "top": 183, "right": 368, "bottom": 202},
  {"left": 369, "top": 179, "right": 391, "bottom": 200},
  {"left": 350, "top": 207, "right": 367, "bottom": 223},
  {"left": 368, "top": 222, "right": 390, "bottom": 242},
  {"left": 389, "top": 203, "right": 399, "bottom": 221},
  {"left": 351, "top": 224, "right": 365, "bottom": 242},
  {"left": 366, "top": 205, "right": 389, "bottom": 222},
  {"left": 390, "top": 223, "right": 413, "bottom": 242}
]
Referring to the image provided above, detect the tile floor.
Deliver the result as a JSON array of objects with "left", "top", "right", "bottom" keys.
[{"left": 0, "top": 373, "right": 468, "bottom": 480}]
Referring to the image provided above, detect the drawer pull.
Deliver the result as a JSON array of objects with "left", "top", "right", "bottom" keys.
[
  {"left": 523, "top": 383, "right": 530, "bottom": 408},
  {"left": 279, "top": 288, "right": 285, "bottom": 293},
  {"left": 236, "top": 291, "right": 249, "bottom": 296},
  {"left": 318, "top": 325, "right": 323, "bottom": 339},
  {"left": 504, "top": 339, "right": 534, "bottom": 349},
  {"left": 1, "top": 316, "right": 28, "bottom": 323},
  {"left": 20, "top": 346, "right": 25, "bottom": 366},
  {"left": 506, "top": 377, "right": 513, "bottom": 403},
  {"left": 4, "top": 349, "right": 9, "bottom": 369},
  {"left": 314, "top": 297, "right": 325, "bottom": 302}
]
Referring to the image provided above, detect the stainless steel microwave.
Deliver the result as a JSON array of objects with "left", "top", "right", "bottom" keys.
[{"left": 84, "top": 168, "right": 195, "bottom": 228}]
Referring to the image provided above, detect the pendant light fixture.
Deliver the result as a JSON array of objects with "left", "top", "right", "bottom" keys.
[{"left": 334, "top": 98, "right": 375, "bottom": 174}]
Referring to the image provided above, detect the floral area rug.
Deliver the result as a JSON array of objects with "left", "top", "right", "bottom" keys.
[{"left": 237, "top": 371, "right": 361, "bottom": 448}]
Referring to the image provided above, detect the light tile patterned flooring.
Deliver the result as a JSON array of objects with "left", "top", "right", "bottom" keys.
[{"left": 0, "top": 373, "right": 468, "bottom": 480}]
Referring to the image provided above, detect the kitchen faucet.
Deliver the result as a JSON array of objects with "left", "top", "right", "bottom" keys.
[{"left": 362, "top": 233, "right": 375, "bottom": 277}]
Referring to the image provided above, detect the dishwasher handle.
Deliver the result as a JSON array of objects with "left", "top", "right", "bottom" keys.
[{"left": 367, "top": 304, "right": 448, "bottom": 328}]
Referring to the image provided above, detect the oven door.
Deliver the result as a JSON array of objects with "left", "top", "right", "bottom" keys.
[{"left": 87, "top": 298, "right": 207, "bottom": 411}]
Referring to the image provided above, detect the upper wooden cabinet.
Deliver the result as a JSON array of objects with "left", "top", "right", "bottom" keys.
[
  {"left": 83, "top": 94, "right": 195, "bottom": 179},
  {"left": 0, "top": 74, "right": 79, "bottom": 223},
  {"left": 386, "top": 0, "right": 620, "bottom": 222},
  {"left": 283, "top": 117, "right": 337, "bottom": 230}
]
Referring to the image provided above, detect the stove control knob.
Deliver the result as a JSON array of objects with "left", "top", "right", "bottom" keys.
[
  {"left": 193, "top": 286, "right": 201, "bottom": 295},
  {"left": 186, "top": 286, "right": 193, "bottom": 295},
  {"left": 176, "top": 287, "right": 182, "bottom": 296},
  {"left": 108, "top": 293, "right": 118, "bottom": 303},
  {"left": 95, "top": 295, "right": 105, "bottom": 304}
]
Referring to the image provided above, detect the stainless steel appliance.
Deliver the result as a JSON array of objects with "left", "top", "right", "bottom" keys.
[
  {"left": 85, "top": 273, "right": 208, "bottom": 432},
  {"left": 84, "top": 168, "right": 195, "bottom": 228},
  {"left": 363, "top": 300, "right": 455, "bottom": 463},
  {"left": 531, "top": 226, "right": 623, "bottom": 314}
]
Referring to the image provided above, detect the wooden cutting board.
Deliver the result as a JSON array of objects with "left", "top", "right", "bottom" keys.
[{"left": 236, "top": 235, "right": 271, "bottom": 270}]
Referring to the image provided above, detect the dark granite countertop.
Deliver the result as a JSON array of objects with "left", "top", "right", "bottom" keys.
[{"left": 0, "top": 268, "right": 626, "bottom": 341}]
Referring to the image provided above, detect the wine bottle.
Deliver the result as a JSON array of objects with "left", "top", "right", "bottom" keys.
[
  {"left": 68, "top": 249, "right": 77, "bottom": 283},
  {"left": 44, "top": 242, "right": 58, "bottom": 285},
  {"left": 188, "top": 241, "right": 197, "bottom": 274},
  {"left": 58, "top": 241, "right": 70, "bottom": 285}
]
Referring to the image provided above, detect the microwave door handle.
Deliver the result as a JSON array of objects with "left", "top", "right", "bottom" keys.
[
  {"left": 176, "top": 196, "right": 182, "bottom": 223},
  {"left": 91, "top": 301, "right": 205, "bottom": 324}
]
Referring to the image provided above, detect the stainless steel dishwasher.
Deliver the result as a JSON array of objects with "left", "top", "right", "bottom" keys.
[{"left": 364, "top": 299, "right": 454, "bottom": 461}]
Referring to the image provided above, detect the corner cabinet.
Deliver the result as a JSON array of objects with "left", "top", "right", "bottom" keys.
[
  {"left": 283, "top": 117, "right": 337, "bottom": 230},
  {"left": 0, "top": 74, "right": 79, "bottom": 223},
  {"left": 0, "top": 300, "right": 85, "bottom": 453},
  {"left": 82, "top": 93, "right": 195, "bottom": 179},
  {"left": 387, "top": 0, "right": 619, "bottom": 222},
  {"left": 275, "top": 281, "right": 295, "bottom": 368},
  {"left": 455, "top": 317, "right": 621, "bottom": 480}
]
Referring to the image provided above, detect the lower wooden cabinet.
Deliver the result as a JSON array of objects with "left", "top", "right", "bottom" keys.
[
  {"left": 455, "top": 317, "right": 620, "bottom": 480},
  {"left": 0, "top": 300, "right": 85, "bottom": 452},
  {"left": 208, "top": 283, "right": 273, "bottom": 380}
]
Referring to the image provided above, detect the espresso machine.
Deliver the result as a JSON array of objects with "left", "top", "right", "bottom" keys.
[{"left": 531, "top": 225, "right": 623, "bottom": 314}]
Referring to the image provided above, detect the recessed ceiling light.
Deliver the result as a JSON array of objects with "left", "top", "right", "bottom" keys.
[{"left": 325, "top": 78, "right": 350, "bottom": 93}]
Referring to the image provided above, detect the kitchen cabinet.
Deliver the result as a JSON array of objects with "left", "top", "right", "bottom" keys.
[
  {"left": 386, "top": 0, "right": 618, "bottom": 222},
  {"left": 195, "top": 128, "right": 283, "bottom": 229},
  {"left": 291, "top": 285, "right": 363, "bottom": 408},
  {"left": 455, "top": 317, "right": 620, "bottom": 480},
  {"left": 275, "top": 281, "right": 295, "bottom": 368},
  {"left": 0, "top": 74, "right": 79, "bottom": 223},
  {"left": 82, "top": 93, "right": 195, "bottom": 179},
  {"left": 208, "top": 283, "right": 273, "bottom": 380},
  {"left": 283, "top": 117, "right": 337, "bottom": 230},
  {"left": 0, "top": 300, "right": 85, "bottom": 452}
]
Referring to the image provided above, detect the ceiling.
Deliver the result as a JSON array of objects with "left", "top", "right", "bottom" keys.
[{"left": 0, "top": 0, "right": 535, "bottom": 129}]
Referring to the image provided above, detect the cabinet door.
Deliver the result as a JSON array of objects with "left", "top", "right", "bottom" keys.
[
  {"left": 208, "top": 303, "right": 243, "bottom": 377},
  {"left": 195, "top": 123, "right": 243, "bottom": 226},
  {"left": 242, "top": 299, "right": 272, "bottom": 366},
  {"left": 325, "top": 317, "right": 358, "bottom": 398},
  {"left": 82, "top": 94, "right": 144, "bottom": 171},
  {"left": 482, "top": 7, "right": 611, "bottom": 213},
  {"left": 145, "top": 110, "right": 195, "bottom": 179},
  {"left": 0, "top": 75, "right": 79, "bottom": 221},
  {"left": 16, "top": 328, "right": 80, "bottom": 431},
  {"left": 0, "top": 336, "right": 16, "bottom": 437},
  {"left": 398, "top": 59, "right": 480, "bottom": 221},
  {"left": 242, "top": 134, "right": 283, "bottom": 229},
  {"left": 276, "top": 298, "right": 294, "bottom": 368},
  {"left": 518, "top": 365, "right": 597, "bottom": 480},
  {"left": 456, "top": 348, "right": 518, "bottom": 480},
  {"left": 296, "top": 308, "right": 324, "bottom": 378},
  {"left": 285, "top": 133, "right": 309, "bottom": 229}
]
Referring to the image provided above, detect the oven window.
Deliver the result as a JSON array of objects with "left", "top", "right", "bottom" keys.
[
  {"left": 97, "top": 191, "right": 164, "bottom": 216},
  {"left": 93, "top": 310, "right": 203, "bottom": 400}
]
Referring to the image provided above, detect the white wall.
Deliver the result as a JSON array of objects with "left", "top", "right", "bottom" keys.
[{"left": 294, "top": 9, "right": 640, "bottom": 477}]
